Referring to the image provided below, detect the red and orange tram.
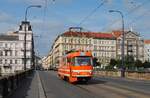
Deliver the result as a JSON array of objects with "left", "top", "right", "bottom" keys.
[{"left": 58, "top": 50, "right": 93, "bottom": 83}]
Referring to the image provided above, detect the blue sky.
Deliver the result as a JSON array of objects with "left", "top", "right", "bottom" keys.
[{"left": 0, "top": 0, "right": 150, "bottom": 56}]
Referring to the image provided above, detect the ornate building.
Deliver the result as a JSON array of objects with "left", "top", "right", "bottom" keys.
[
  {"left": 43, "top": 28, "right": 145, "bottom": 70},
  {"left": 144, "top": 40, "right": 150, "bottom": 62},
  {"left": 113, "top": 30, "right": 144, "bottom": 61},
  {"left": 45, "top": 28, "right": 116, "bottom": 69},
  {"left": 0, "top": 21, "right": 34, "bottom": 75}
]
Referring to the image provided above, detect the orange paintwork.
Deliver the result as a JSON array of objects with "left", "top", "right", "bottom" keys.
[
  {"left": 58, "top": 51, "right": 93, "bottom": 83},
  {"left": 144, "top": 40, "right": 150, "bottom": 44}
]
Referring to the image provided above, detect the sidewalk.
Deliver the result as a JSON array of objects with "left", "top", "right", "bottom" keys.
[{"left": 7, "top": 71, "right": 39, "bottom": 98}]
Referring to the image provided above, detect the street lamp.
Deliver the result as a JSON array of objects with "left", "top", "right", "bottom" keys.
[
  {"left": 24, "top": 5, "right": 41, "bottom": 70},
  {"left": 109, "top": 10, "right": 125, "bottom": 77}
]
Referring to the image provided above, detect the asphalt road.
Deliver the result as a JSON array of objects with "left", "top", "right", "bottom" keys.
[{"left": 38, "top": 71, "right": 150, "bottom": 98}]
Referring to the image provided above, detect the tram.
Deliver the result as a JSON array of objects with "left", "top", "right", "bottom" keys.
[{"left": 58, "top": 50, "right": 93, "bottom": 83}]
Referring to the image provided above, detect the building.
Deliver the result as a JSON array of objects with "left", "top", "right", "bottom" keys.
[
  {"left": 113, "top": 30, "right": 144, "bottom": 62},
  {"left": 0, "top": 21, "right": 34, "bottom": 75},
  {"left": 45, "top": 27, "right": 117, "bottom": 69},
  {"left": 41, "top": 56, "right": 49, "bottom": 70},
  {"left": 34, "top": 55, "right": 42, "bottom": 70},
  {"left": 144, "top": 40, "right": 150, "bottom": 62},
  {"left": 43, "top": 28, "right": 145, "bottom": 70}
]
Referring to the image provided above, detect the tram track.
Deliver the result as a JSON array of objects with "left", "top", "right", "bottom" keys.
[{"left": 75, "top": 78, "right": 150, "bottom": 98}]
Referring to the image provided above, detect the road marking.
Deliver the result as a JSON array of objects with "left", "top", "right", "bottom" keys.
[{"left": 37, "top": 71, "right": 46, "bottom": 98}]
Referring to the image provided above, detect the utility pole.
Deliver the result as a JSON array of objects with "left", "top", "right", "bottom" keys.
[
  {"left": 24, "top": 5, "right": 41, "bottom": 70},
  {"left": 109, "top": 10, "right": 125, "bottom": 77}
]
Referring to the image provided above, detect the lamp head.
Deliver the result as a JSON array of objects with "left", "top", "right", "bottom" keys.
[
  {"left": 109, "top": 10, "right": 114, "bottom": 13},
  {"left": 36, "top": 5, "right": 42, "bottom": 8}
]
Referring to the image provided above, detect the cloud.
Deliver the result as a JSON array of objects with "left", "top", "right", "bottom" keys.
[
  {"left": 0, "top": 11, "right": 13, "bottom": 23},
  {"left": 0, "top": 11, "right": 17, "bottom": 34},
  {"left": 29, "top": 18, "right": 68, "bottom": 56},
  {"left": 6, "top": 0, "right": 73, "bottom": 5},
  {"left": 0, "top": 23, "right": 17, "bottom": 34}
]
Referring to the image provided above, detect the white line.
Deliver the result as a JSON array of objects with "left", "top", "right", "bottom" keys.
[
  {"left": 37, "top": 71, "right": 46, "bottom": 98},
  {"left": 58, "top": 72, "right": 70, "bottom": 76},
  {"left": 58, "top": 69, "right": 70, "bottom": 72},
  {"left": 72, "top": 70, "right": 92, "bottom": 73},
  {"left": 72, "top": 75, "right": 91, "bottom": 77}
]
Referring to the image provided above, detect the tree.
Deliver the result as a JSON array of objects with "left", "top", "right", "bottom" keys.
[
  {"left": 125, "top": 55, "right": 135, "bottom": 70},
  {"left": 105, "top": 58, "right": 117, "bottom": 69},
  {"left": 143, "top": 61, "right": 150, "bottom": 68},
  {"left": 110, "top": 59, "right": 117, "bottom": 67},
  {"left": 135, "top": 59, "right": 143, "bottom": 68},
  {"left": 116, "top": 59, "right": 122, "bottom": 69},
  {"left": 93, "top": 57, "right": 101, "bottom": 67}
]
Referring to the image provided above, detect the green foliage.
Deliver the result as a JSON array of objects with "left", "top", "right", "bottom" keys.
[
  {"left": 115, "top": 56, "right": 143, "bottom": 70},
  {"left": 116, "top": 59, "right": 122, "bottom": 68},
  {"left": 105, "top": 59, "right": 117, "bottom": 70},
  {"left": 105, "top": 65, "right": 114, "bottom": 70},
  {"left": 142, "top": 61, "right": 150, "bottom": 68},
  {"left": 124, "top": 55, "right": 135, "bottom": 69},
  {"left": 135, "top": 59, "right": 143, "bottom": 68},
  {"left": 110, "top": 59, "right": 117, "bottom": 67},
  {"left": 93, "top": 57, "right": 101, "bottom": 67}
]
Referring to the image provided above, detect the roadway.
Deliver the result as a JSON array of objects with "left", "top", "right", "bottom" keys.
[
  {"left": 39, "top": 71, "right": 150, "bottom": 98},
  {"left": 8, "top": 70, "right": 150, "bottom": 98}
]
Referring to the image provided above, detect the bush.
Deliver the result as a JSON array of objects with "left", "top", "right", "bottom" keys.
[{"left": 143, "top": 61, "right": 150, "bottom": 68}]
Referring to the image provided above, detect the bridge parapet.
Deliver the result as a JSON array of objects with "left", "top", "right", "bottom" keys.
[
  {"left": 94, "top": 70, "right": 150, "bottom": 80},
  {"left": 0, "top": 69, "right": 33, "bottom": 98}
]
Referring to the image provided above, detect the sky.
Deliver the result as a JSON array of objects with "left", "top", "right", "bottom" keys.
[{"left": 0, "top": 0, "right": 150, "bottom": 57}]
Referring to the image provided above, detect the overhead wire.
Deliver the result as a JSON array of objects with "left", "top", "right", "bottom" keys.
[
  {"left": 101, "top": 0, "right": 150, "bottom": 31},
  {"left": 78, "top": 0, "right": 108, "bottom": 26}
]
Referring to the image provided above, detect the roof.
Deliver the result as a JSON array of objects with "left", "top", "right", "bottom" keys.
[
  {"left": 112, "top": 30, "right": 122, "bottom": 38},
  {"left": 61, "top": 31, "right": 115, "bottom": 39},
  {"left": 0, "top": 35, "right": 19, "bottom": 41},
  {"left": 144, "top": 40, "right": 150, "bottom": 44},
  {"left": 112, "top": 30, "right": 140, "bottom": 38}
]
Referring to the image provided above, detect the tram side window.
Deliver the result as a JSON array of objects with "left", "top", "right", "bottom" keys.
[
  {"left": 67, "top": 58, "right": 71, "bottom": 63},
  {"left": 71, "top": 58, "right": 75, "bottom": 65},
  {"left": 67, "top": 58, "right": 75, "bottom": 65},
  {"left": 63, "top": 58, "right": 67, "bottom": 66}
]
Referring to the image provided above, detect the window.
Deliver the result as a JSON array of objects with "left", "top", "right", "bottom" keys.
[
  {"left": 15, "top": 60, "right": 17, "bottom": 64},
  {"left": 0, "top": 59, "right": 2, "bottom": 64},
  {"left": 0, "top": 43, "right": 3, "bottom": 47},
  {"left": 5, "top": 59, "right": 7, "bottom": 64},
  {"left": 15, "top": 51, "right": 18, "bottom": 56},
  {"left": 74, "top": 56, "right": 92, "bottom": 66},
  {"left": 5, "top": 43, "right": 8, "bottom": 48},
  {"left": 67, "top": 58, "right": 71, "bottom": 63},
  {"left": 78, "top": 39, "right": 80, "bottom": 44},
  {"left": 5, "top": 51, "right": 8, "bottom": 56},
  {"left": 0, "top": 51, "right": 2, "bottom": 56},
  {"left": 64, "top": 38, "right": 66, "bottom": 43},
  {"left": 10, "top": 59, "right": 12, "bottom": 64},
  {"left": 10, "top": 51, "right": 12, "bottom": 56}
]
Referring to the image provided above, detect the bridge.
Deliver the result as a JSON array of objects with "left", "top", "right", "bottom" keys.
[{"left": 1, "top": 70, "right": 149, "bottom": 98}]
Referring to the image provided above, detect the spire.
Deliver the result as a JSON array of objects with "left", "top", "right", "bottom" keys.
[{"left": 19, "top": 21, "right": 32, "bottom": 31}]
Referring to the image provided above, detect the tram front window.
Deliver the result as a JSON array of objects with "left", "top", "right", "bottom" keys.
[{"left": 74, "top": 56, "right": 92, "bottom": 66}]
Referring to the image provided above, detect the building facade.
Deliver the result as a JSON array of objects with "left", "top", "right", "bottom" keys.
[
  {"left": 43, "top": 28, "right": 145, "bottom": 70},
  {"left": 113, "top": 30, "right": 144, "bottom": 62},
  {"left": 44, "top": 28, "right": 117, "bottom": 69},
  {"left": 0, "top": 21, "right": 34, "bottom": 75},
  {"left": 144, "top": 40, "right": 150, "bottom": 62}
]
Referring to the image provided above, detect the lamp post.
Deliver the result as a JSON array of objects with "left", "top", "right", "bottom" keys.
[
  {"left": 24, "top": 5, "right": 41, "bottom": 70},
  {"left": 109, "top": 10, "right": 125, "bottom": 77}
]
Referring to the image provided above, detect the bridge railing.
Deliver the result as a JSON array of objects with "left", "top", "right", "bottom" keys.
[
  {"left": 0, "top": 69, "right": 33, "bottom": 98},
  {"left": 93, "top": 69, "right": 150, "bottom": 80}
]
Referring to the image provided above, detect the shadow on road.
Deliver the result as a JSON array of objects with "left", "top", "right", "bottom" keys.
[
  {"left": 76, "top": 78, "right": 107, "bottom": 85},
  {"left": 6, "top": 72, "right": 35, "bottom": 98}
]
